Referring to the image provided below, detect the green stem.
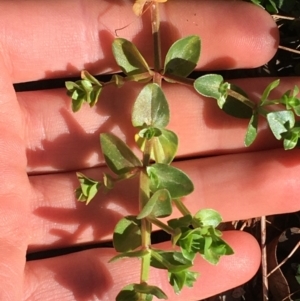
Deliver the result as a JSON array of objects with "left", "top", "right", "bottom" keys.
[
  {"left": 139, "top": 170, "right": 152, "bottom": 285},
  {"left": 258, "top": 106, "right": 270, "bottom": 117},
  {"left": 151, "top": 249, "right": 172, "bottom": 270},
  {"left": 173, "top": 198, "right": 191, "bottom": 216},
  {"left": 261, "top": 99, "right": 285, "bottom": 107},
  {"left": 137, "top": 3, "right": 163, "bottom": 293},
  {"left": 162, "top": 73, "right": 195, "bottom": 86},
  {"left": 147, "top": 216, "right": 175, "bottom": 235},
  {"left": 227, "top": 89, "right": 255, "bottom": 109}
]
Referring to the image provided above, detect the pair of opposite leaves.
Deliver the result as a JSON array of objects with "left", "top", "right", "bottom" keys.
[{"left": 133, "top": 0, "right": 167, "bottom": 16}]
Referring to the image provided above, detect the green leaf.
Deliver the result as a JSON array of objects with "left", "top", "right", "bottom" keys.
[
  {"left": 112, "top": 38, "right": 150, "bottom": 76},
  {"left": 246, "top": 117, "right": 259, "bottom": 143},
  {"left": 283, "top": 131, "right": 299, "bottom": 150},
  {"left": 132, "top": 83, "right": 170, "bottom": 128},
  {"left": 169, "top": 269, "right": 199, "bottom": 294},
  {"left": 202, "top": 236, "right": 234, "bottom": 265},
  {"left": 116, "top": 283, "right": 167, "bottom": 301},
  {"left": 100, "top": 133, "right": 142, "bottom": 175},
  {"left": 266, "top": 110, "right": 295, "bottom": 140},
  {"left": 282, "top": 85, "right": 300, "bottom": 115},
  {"left": 137, "top": 189, "right": 172, "bottom": 219},
  {"left": 138, "top": 127, "right": 162, "bottom": 140},
  {"left": 150, "top": 250, "right": 193, "bottom": 271},
  {"left": 116, "top": 285, "right": 139, "bottom": 301},
  {"left": 164, "top": 35, "right": 201, "bottom": 78},
  {"left": 194, "top": 209, "right": 222, "bottom": 228},
  {"left": 177, "top": 228, "right": 202, "bottom": 261},
  {"left": 109, "top": 249, "right": 150, "bottom": 263},
  {"left": 81, "top": 70, "right": 101, "bottom": 85},
  {"left": 134, "top": 283, "right": 167, "bottom": 299},
  {"left": 245, "top": 112, "right": 259, "bottom": 147},
  {"left": 136, "top": 128, "right": 178, "bottom": 164},
  {"left": 65, "top": 81, "right": 85, "bottom": 112},
  {"left": 113, "top": 216, "right": 142, "bottom": 252},
  {"left": 152, "top": 129, "right": 178, "bottom": 164},
  {"left": 147, "top": 163, "right": 194, "bottom": 198},
  {"left": 282, "top": 125, "right": 300, "bottom": 150},
  {"left": 168, "top": 215, "right": 193, "bottom": 229},
  {"left": 260, "top": 79, "right": 280, "bottom": 105},
  {"left": 219, "top": 84, "right": 253, "bottom": 119},
  {"left": 195, "top": 76, "right": 253, "bottom": 118},
  {"left": 66, "top": 72, "right": 103, "bottom": 112},
  {"left": 194, "top": 74, "right": 224, "bottom": 100},
  {"left": 75, "top": 172, "right": 100, "bottom": 204}
]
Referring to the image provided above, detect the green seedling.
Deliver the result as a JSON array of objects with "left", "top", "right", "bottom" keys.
[{"left": 65, "top": 1, "right": 299, "bottom": 300}]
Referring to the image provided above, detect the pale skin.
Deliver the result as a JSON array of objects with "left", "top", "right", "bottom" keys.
[{"left": 0, "top": 0, "right": 299, "bottom": 300}]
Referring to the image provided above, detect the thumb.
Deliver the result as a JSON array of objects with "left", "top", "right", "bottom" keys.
[{"left": 0, "top": 54, "right": 31, "bottom": 300}]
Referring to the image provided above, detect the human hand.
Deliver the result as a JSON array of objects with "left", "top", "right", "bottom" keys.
[{"left": 1, "top": 0, "right": 298, "bottom": 300}]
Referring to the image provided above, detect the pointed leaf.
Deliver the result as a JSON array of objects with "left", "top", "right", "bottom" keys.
[
  {"left": 147, "top": 163, "right": 194, "bottom": 198},
  {"left": 245, "top": 112, "right": 258, "bottom": 147},
  {"left": 65, "top": 77, "right": 102, "bottom": 112},
  {"left": 132, "top": 83, "right": 169, "bottom": 128},
  {"left": 260, "top": 79, "right": 280, "bottom": 105},
  {"left": 266, "top": 110, "right": 295, "bottom": 140},
  {"left": 164, "top": 35, "right": 201, "bottom": 77},
  {"left": 150, "top": 250, "right": 192, "bottom": 271},
  {"left": 113, "top": 216, "right": 142, "bottom": 252},
  {"left": 81, "top": 70, "right": 101, "bottom": 86},
  {"left": 137, "top": 189, "right": 172, "bottom": 219},
  {"left": 112, "top": 38, "right": 150, "bottom": 76},
  {"left": 284, "top": 136, "right": 297, "bottom": 150},
  {"left": 134, "top": 283, "right": 167, "bottom": 299},
  {"left": 100, "top": 133, "right": 142, "bottom": 175},
  {"left": 202, "top": 237, "right": 234, "bottom": 265},
  {"left": 76, "top": 172, "right": 100, "bottom": 204},
  {"left": 177, "top": 228, "right": 203, "bottom": 261},
  {"left": 169, "top": 269, "right": 199, "bottom": 294},
  {"left": 282, "top": 129, "right": 300, "bottom": 150}
]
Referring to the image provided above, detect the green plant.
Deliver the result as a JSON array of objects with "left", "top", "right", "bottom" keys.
[
  {"left": 65, "top": 1, "right": 300, "bottom": 300},
  {"left": 246, "top": 0, "right": 298, "bottom": 14}
]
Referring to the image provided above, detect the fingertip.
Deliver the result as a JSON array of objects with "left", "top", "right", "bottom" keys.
[
  {"left": 229, "top": 2, "right": 279, "bottom": 68},
  {"left": 165, "top": 0, "right": 279, "bottom": 70}
]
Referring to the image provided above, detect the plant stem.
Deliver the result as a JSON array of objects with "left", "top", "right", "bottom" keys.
[
  {"left": 227, "top": 89, "right": 255, "bottom": 109},
  {"left": 173, "top": 198, "right": 191, "bottom": 216},
  {"left": 138, "top": 3, "right": 163, "bottom": 292},
  {"left": 139, "top": 169, "right": 152, "bottom": 285},
  {"left": 151, "top": 1, "right": 162, "bottom": 85},
  {"left": 162, "top": 73, "right": 195, "bottom": 86},
  {"left": 147, "top": 216, "right": 175, "bottom": 235}
]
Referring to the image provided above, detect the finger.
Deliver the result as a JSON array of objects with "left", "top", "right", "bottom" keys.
[
  {"left": 23, "top": 77, "right": 295, "bottom": 173},
  {"left": 2, "top": 0, "right": 278, "bottom": 83},
  {"left": 24, "top": 231, "right": 260, "bottom": 301},
  {"left": 29, "top": 148, "right": 299, "bottom": 250}
]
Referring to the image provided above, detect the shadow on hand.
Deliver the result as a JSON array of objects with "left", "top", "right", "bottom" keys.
[
  {"left": 31, "top": 171, "right": 139, "bottom": 252},
  {"left": 36, "top": 249, "right": 114, "bottom": 301}
]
